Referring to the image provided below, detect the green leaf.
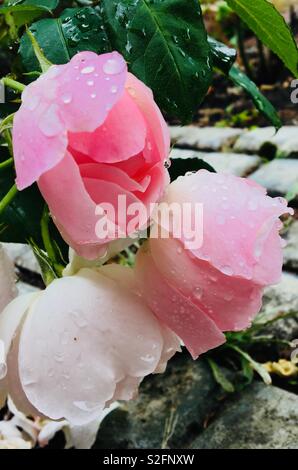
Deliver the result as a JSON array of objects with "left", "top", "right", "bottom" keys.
[
  {"left": 169, "top": 156, "right": 216, "bottom": 181},
  {"left": 208, "top": 36, "right": 236, "bottom": 74},
  {"left": 19, "top": 7, "right": 111, "bottom": 71},
  {"left": 102, "top": 0, "right": 213, "bottom": 122},
  {"left": 0, "top": 1, "right": 59, "bottom": 31},
  {"left": 227, "top": 344, "right": 272, "bottom": 385},
  {"left": 26, "top": 28, "right": 52, "bottom": 72},
  {"left": 207, "top": 358, "right": 235, "bottom": 393},
  {"left": 0, "top": 166, "right": 45, "bottom": 244},
  {"left": 0, "top": 164, "right": 67, "bottom": 257},
  {"left": 226, "top": 0, "right": 298, "bottom": 77},
  {"left": 229, "top": 65, "right": 282, "bottom": 129}
]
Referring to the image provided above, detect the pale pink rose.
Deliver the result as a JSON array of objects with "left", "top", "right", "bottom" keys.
[
  {"left": 0, "top": 244, "right": 17, "bottom": 408},
  {"left": 0, "top": 265, "right": 180, "bottom": 425},
  {"left": 136, "top": 170, "right": 293, "bottom": 359},
  {"left": 0, "top": 245, "right": 17, "bottom": 313},
  {"left": 13, "top": 51, "right": 170, "bottom": 260}
]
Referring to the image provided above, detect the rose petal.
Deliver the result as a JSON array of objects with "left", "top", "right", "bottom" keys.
[
  {"left": 69, "top": 91, "right": 147, "bottom": 163},
  {"left": 136, "top": 245, "right": 225, "bottom": 359},
  {"left": 14, "top": 51, "right": 127, "bottom": 189},
  {"left": 18, "top": 269, "right": 165, "bottom": 424}
]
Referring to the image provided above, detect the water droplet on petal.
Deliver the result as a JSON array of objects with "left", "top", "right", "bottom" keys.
[
  {"left": 39, "top": 104, "right": 64, "bottom": 137},
  {"left": 110, "top": 85, "right": 118, "bottom": 94},
  {"left": 81, "top": 65, "right": 95, "bottom": 74},
  {"left": 127, "top": 86, "right": 136, "bottom": 97},
  {"left": 140, "top": 354, "right": 155, "bottom": 363},
  {"left": 91, "top": 93, "right": 97, "bottom": 99},
  {"left": 62, "top": 93, "right": 72, "bottom": 104},
  {"left": 103, "top": 57, "right": 125, "bottom": 75},
  {"left": 221, "top": 265, "right": 233, "bottom": 276},
  {"left": 87, "top": 80, "right": 94, "bottom": 86},
  {"left": 194, "top": 287, "right": 203, "bottom": 300}
]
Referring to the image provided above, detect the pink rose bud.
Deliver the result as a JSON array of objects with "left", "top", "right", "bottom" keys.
[
  {"left": 13, "top": 52, "right": 170, "bottom": 260},
  {"left": 0, "top": 265, "right": 180, "bottom": 425},
  {"left": 136, "top": 170, "right": 293, "bottom": 359}
]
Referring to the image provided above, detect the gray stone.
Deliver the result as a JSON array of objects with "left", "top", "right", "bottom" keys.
[
  {"left": 234, "top": 126, "right": 298, "bottom": 157},
  {"left": 283, "top": 219, "right": 298, "bottom": 270},
  {"left": 257, "top": 273, "right": 298, "bottom": 340},
  {"left": 170, "top": 149, "right": 261, "bottom": 177},
  {"left": 94, "top": 354, "right": 222, "bottom": 449},
  {"left": 2, "top": 243, "right": 41, "bottom": 274},
  {"left": 191, "top": 383, "right": 298, "bottom": 449},
  {"left": 170, "top": 126, "right": 243, "bottom": 151},
  {"left": 249, "top": 159, "right": 298, "bottom": 197}
]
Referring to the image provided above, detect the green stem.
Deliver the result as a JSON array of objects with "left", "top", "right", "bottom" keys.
[
  {"left": 0, "top": 157, "right": 13, "bottom": 171},
  {"left": 3, "top": 129, "right": 13, "bottom": 156},
  {"left": 41, "top": 205, "right": 57, "bottom": 262},
  {"left": 1, "top": 77, "right": 26, "bottom": 93},
  {"left": 0, "top": 184, "right": 18, "bottom": 214}
]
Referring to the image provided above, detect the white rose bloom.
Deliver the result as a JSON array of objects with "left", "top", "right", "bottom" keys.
[{"left": 0, "top": 265, "right": 180, "bottom": 426}]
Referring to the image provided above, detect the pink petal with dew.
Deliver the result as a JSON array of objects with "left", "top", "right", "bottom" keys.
[
  {"left": 149, "top": 236, "right": 263, "bottom": 332},
  {"left": 79, "top": 163, "right": 150, "bottom": 194},
  {"left": 163, "top": 171, "right": 292, "bottom": 284},
  {"left": 135, "top": 245, "right": 225, "bottom": 359},
  {"left": 69, "top": 91, "right": 147, "bottom": 163},
  {"left": 126, "top": 73, "right": 170, "bottom": 162},
  {"left": 18, "top": 269, "right": 166, "bottom": 425},
  {"left": 13, "top": 51, "right": 127, "bottom": 189},
  {"left": 38, "top": 152, "right": 101, "bottom": 256}
]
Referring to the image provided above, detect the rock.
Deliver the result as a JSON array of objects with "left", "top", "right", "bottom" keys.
[
  {"left": 234, "top": 126, "right": 298, "bottom": 157},
  {"left": 2, "top": 243, "right": 40, "bottom": 274},
  {"left": 94, "top": 354, "right": 222, "bottom": 449},
  {"left": 191, "top": 383, "right": 298, "bottom": 449},
  {"left": 257, "top": 273, "right": 298, "bottom": 340},
  {"left": 170, "top": 126, "right": 243, "bottom": 151},
  {"left": 249, "top": 159, "right": 298, "bottom": 198},
  {"left": 170, "top": 149, "right": 261, "bottom": 177},
  {"left": 283, "top": 220, "right": 298, "bottom": 270}
]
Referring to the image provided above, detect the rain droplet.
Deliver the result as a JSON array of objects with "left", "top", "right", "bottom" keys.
[
  {"left": 73, "top": 401, "right": 101, "bottom": 412},
  {"left": 127, "top": 86, "right": 136, "bottom": 97},
  {"left": 194, "top": 287, "right": 203, "bottom": 300},
  {"left": 91, "top": 93, "right": 97, "bottom": 99},
  {"left": 27, "top": 94, "right": 40, "bottom": 111},
  {"left": 87, "top": 80, "right": 94, "bottom": 86},
  {"left": 81, "top": 65, "right": 95, "bottom": 74},
  {"left": 140, "top": 354, "right": 155, "bottom": 363},
  {"left": 103, "top": 58, "right": 125, "bottom": 75},
  {"left": 110, "top": 85, "right": 118, "bottom": 94},
  {"left": 62, "top": 93, "right": 72, "bottom": 104},
  {"left": 39, "top": 104, "right": 64, "bottom": 137},
  {"left": 221, "top": 265, "right": 234, "bottom": 276}
]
